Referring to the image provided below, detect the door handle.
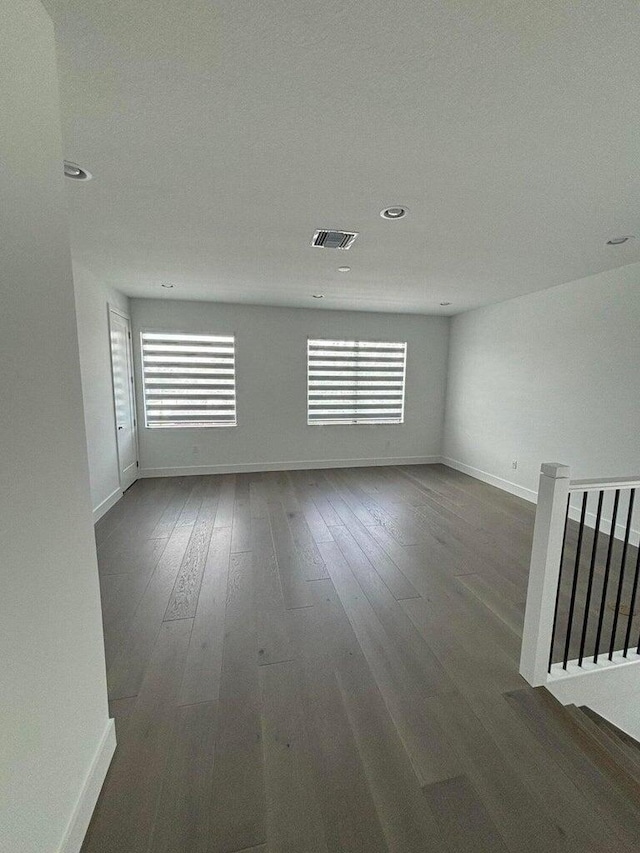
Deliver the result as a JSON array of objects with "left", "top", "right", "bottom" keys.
[{"left": 118, "top": 425, "right": 124, "bottom": 430}]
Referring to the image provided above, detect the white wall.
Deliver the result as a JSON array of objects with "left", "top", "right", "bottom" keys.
[
  {"left": 443, "top": 263, "right": 640, "bottom": 498},
  {"left": 73, "top": 264, "right": 130, "bottom": 518},
  {"left": 0, "top": 3, "right": 113, "bottom": 851},
  {"left": 131, "top": 299, "right": 449, "bottom": 475}
]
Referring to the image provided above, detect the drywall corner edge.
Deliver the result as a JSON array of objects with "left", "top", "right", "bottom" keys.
[{"left": 58, "top": 718, "right": 116, "bottom": 853}]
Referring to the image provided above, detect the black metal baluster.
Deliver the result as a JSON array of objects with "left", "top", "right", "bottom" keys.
[
  {"left": 548, "top": 496, "right": 571, "bottom": 673},
  {"left": 593, "top": 489, "right": 620, "bottom": 663},
  {"left": 563, "top": 492, "right": 588, "bottom": 669},
  {"left": 626, "top": 545, "right": 640, "bottom": 656},
  {"left": 578, "top": 491, "right": 604, "bottom": 666},
  {"left": 609, "top": 488, "right": 635, "bottom": 660}
]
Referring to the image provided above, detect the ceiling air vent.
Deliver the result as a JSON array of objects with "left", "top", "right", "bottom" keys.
[{"left": 311, "top": 229, "right": 358, "bottom": 250}]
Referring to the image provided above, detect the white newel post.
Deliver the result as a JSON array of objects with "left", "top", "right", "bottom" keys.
[{"left": 520, "top": 463, "right": 571, "bottom": 686}]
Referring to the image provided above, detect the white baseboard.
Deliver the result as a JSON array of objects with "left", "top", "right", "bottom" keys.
[
  {"left": 58, "top": 718, "right": 116, "bottom": 853},
  {"left": 441, "top": 457, "right": 538, "bottom": 503},
  {"left": 93, "top": 488, "right": 123, "bottom": 522},
  {"left": 442, "top": 457, "right": 640, "bottom": 545},
  {"left": 140, "top": 455, "right": 441, "bottom": 478}
]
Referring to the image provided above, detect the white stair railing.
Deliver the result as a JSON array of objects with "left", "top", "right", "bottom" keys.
[
  {"left": 520, "top": 463, "right": 640, "bottom": 688},
  {"left": 520, "top": 464, "right": 571, "bottom": 686}
]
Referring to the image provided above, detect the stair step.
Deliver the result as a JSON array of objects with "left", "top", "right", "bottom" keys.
[
  {"left": 505, "top": 687, "right": 640, "bottom": 850},
  {"left": 565, "top": 705, "right": 640, "bottom": 787},
  {"left": 580, "top": 706, "right": 640, "bottom": 762}
]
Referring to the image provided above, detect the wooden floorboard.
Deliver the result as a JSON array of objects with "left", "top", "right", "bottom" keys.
[
  {"left": 147, "top": 700, "right": 218, "bottom": 853},
  {"left": 287, "top": 578, "right": 389, "bottom": 851},
  {"left": 107, "top": 522, "right": 194, "bottom": 700},
  {"left": 207, "top": 551, "right": 266, "bottom": 853},
  {"left": 164, "top": 477, "right": 220, "bottom": 621},
  {"left": 179, "top": 526, "right": 231, "bottom": 705},
  {"left": 83, "top": 465, "right": 640, "bottom": 852},
  {"left": 82, "top": 619, "right": 193, "bottom": 853},
  {"left": 260, "top": 659, "right": 327, "bottom": 852}
]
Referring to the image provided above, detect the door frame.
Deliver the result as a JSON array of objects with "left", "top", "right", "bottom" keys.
[{"left": 108, "top": 304, "right": 139, "bottom": 490}]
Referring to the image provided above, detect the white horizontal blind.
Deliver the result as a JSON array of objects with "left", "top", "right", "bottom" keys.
[
  {"left": 141, "top": 332, "right": 236, "bottom": 428},
  {"left": 307, "top": 338, "right": 407, "bottom": 425}
]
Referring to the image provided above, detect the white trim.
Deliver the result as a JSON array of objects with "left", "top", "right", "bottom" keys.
[
  {"left": 440, "top": 457, "right": 538, "bottom": 503},
  {"left": 93, "top": 487, "right": 123, "bottom": 522},
  {"left": 107, "top": 302, "right": 130, "bottom": 321},
  {"left": 58, "top": 719, "right": 116, "bottom": 853},
  {"left": 108, "top": 307, "right": 139, "bottom": 490},
  {"left": 441, "top": 458, "right": 640, "bottom": 545},
  {"left": 548, "top": 649, "right": 640, "bottom": 683},
  {"left": 140, "top": 455, "right": 441, "bottom": 478},
  {"left": 569, "top": 476, "right": 640, "bottom": 492}
]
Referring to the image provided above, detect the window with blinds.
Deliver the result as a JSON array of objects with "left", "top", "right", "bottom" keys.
[
  {"left": 141, "top": 332, "right": 236, "bottom": 428},
  {"left": 307, "top": 338, "right": 407, "bottom": 425}
]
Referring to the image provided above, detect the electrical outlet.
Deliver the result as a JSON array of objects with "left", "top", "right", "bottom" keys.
[{"left": 512, "top": 460, "right": 518, "bottom": 470}]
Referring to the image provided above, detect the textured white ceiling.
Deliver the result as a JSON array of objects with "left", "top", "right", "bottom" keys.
[{"left": 45, "top": 0, "right": 640, "bottom": 314}]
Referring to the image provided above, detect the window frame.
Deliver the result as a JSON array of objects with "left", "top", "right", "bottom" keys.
[
  {"left": 307, "top": 337, "right": 407, "bottom": 426},
  {"left": 140, "top": 329, "right": 238, "bottom": 429}
]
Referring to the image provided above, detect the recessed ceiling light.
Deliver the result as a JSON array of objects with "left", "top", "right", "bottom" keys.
[
  {"left": 338, "top": 266, "right": 351, "bottom": 273},
  {"left": 161, "top": 283, "right": 174, "bottom": 289},
  {"left": 380, "top": 205, "right": 408, "bottom": 220},
  {"left": 606, "top": 235, "right": 633, "bottom": 245},
  {"left": 440, "top": 301, "right": 451, "bottom": 306},
  {"left": 312, "top": 294, "right": 324, "bottom": 299},
  {"left": 63, "top": 160, "right": 92, "bottom": 180}
]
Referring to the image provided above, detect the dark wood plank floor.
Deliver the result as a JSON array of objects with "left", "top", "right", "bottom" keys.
[{"left": 83, "top": 465, "right": 640, "bottom": 852}]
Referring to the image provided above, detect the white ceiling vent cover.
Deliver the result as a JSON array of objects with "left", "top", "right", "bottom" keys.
[{"left": 311, "top": 229, "right": 358, "bottom": 250}]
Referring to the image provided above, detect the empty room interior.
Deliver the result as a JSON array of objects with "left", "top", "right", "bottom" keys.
[{"left": 4, "top": 1, "right": 640, "bottom": 851}]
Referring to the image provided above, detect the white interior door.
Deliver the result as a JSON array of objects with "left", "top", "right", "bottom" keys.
[{"left": 109, "top": 308, "right": 138, "bottom": 491}]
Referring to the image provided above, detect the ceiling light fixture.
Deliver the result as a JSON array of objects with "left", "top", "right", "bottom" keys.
[
  {"left": 440, "top": 301, "right": 451, "bottom": 306},
  {"left": 338, "top": 266, "right": 351, "bottom": 272},
  {"left": 63, "top": 160, "right": 92, "bottom": 180},
  {"left": 606, "top": 235, "right": 633, "bottom": 245},
  {"left": 380, "top": 205, "right": 408, "bottom": 220},
  {"left": 161, "top": 283, "right": 174, "bottom": 289},
  {"left": 312, "top": 294, "right": 324, "bottom": 299}
]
